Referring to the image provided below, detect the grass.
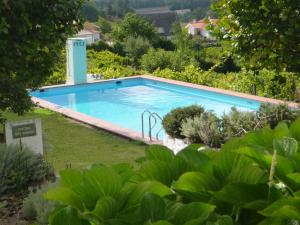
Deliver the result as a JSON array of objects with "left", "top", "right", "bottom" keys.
[{"left": 1, "top": 108, "right": 146, "bottom": 171}]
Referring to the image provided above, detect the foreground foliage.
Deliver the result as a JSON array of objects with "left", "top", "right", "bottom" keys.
[
  {"left": 47, "top": 119, "right": 300, "bottom": 225},
  {"left": 0, "top": 145, "right": 54, "bottom": 195}
]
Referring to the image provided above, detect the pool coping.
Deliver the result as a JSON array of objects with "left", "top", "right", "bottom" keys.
[{"left": 31, "top": 75, "right": 298, "bottom": 144}]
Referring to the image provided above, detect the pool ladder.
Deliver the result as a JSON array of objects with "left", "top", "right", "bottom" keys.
[{"left": 141, "top": 110, "right": 163, "bottom": 141}]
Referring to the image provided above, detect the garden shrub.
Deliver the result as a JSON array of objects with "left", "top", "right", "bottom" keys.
[
  {"left": 181, "top": 111, "right": 223, "bottom": 147},
  {"left": 256, "top": 103, "right": 300, "bottom": 129},
  {"left": 98, "top": 65, "right": 141, "bottom": 79},
  {"left": 141, "top": 49, "right": 191, "bottom": 73},
  {"left": 87, "top": 50, "right": 130, "bottom": 72},
  {"left": 221, "top": 107, "right": 257, "bottom": 141},
  {"left": 162, "top": 105, "right": 205, "bottom": 139},
  {"left": 22, "top": 182, "right": 58, "bottom": 225},
  {"left": 44, "top": 70, "right": 66, "bottom": 86},
  {"left": 153, "top": 67, "right": 300, "bottom": 101},
  {"left": 87, "top": 40, "right": 113, "bottom": 52},
  {"left": 0, "top": 144, "right": 54, "bottom": 195},
  {"left": 167, "top": 103, "right": 299, "bottom": 147},
  {"left": 255, "top": 69, "right": 299, "bottom": 100},
  {"left": 86, "top": 50, "right": 140, "bottom": 79}
]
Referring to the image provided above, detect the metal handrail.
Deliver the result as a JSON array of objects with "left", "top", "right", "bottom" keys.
[
  {"left": 141, "top": 110, "right": 162, "bottom": 141},
  {"left": 141, "top": 110, "right": 151, "bottom": 139},
  {"left": 150, "top": 112, "right": 163, "bottom": 140}
]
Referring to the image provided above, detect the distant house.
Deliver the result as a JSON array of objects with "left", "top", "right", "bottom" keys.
[
  {"left": 185, "top": 19, "right": 217, "bottom": 39},
  {"left": 175, "top": 9, "right": 191, "bottom": 15},
  {"left": 76, "top": 29, "right": 100, "bottom": 45},
  {"left": 135, "top": 7, "right": 179, "bottom": 37}
]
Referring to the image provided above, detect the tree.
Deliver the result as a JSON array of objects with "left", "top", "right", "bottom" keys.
[
  {"left": 113, "top": 0, "right": 130, "bottom": 17},
  {"left": 97, "top": 17, "right": 112, "bottom": 34},
  {"left": 212, "top": 0, "right": 300, "bottom": 72},
  {"left": 0, "top": 0, "right": 84, "bottom": 120},
  {"left": 112, "top": 13, "right": 159, "bottom": 44},
  {"left": 123, "top": 36, "right": 151, "bottom": 67},
  {"left": 82, "top": 1, "right": 99, "bottom": 22}
]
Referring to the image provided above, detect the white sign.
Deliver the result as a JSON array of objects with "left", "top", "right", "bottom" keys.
[{"left": 5, "top": 119, "right": 43, "bottom": 155}]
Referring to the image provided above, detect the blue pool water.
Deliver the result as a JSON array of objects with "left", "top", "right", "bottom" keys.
[{"left": 31, "top": 78, "right": 261, "bottom": 139}]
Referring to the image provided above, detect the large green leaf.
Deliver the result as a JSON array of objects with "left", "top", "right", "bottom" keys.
[
  {"left": 214, "top": 183, "right": 271, "bottom": 207},
  {"left": 242, "top": 127, "right": 274, "bottom": 152},
  {"left": 169, "top": 202, "right": 215, "bottom": 225},
  {"left": 290, "top": 118, "right": 300, "bottom": 142},
  {"left": 140, "top": 160, "right": 174, "bottom": 186},
  {"left": 59, "top": 169, "right": 98, "bottom": 210},
  {"left": 150, "top": 221, "right": 174, "bottom": 225},
  {"left": 173, "top": 172, "right": 220, "bottom": 201},
  {"left": 180, "top": 144, "right": 203, "bottom": 152},
  {"left": 46, "top": 187, "right": 84, "bottom": 210},
  {"left": 258, "top": 217, "right": 287, "bottom": 225},
  {"left": 273, "top": 123, "right": 291, "bottom": 140},
  {"left": 287, "top": 173, "right": 300, "bottom": 185},
  {"left": 213, "top": 151, "right": 257, "bottom": 184},
  {"left": 145, "top": 145, "right": 175, "bottom": 162},
  {"left": 273, "top": 137, "right": 298, "bottom": 158},
  {"left": 91, "top": 196, "right": 118, "bottom": 221},
  {"left": 205, "top": 215, "right": 235, "bottom": 225},
  {"left": 227, "top": 164, "right": 266, "bottom": 184},
  {"left": 141, "top": 193, "right": 166, "bottom": 223},
  {"left": 264, "top": 154, "right": 295, "bottom": 179},
  {"left": 84, "top": 165, "right": 122, "bottom": 198},
  {"left": 176, "top": 147, "right": 212, "bottom": 172},
  {"left": 125, "top": 181, "right": 172, "bottom": 211},
  {"left": 49, "top": 206, "right": 89, "bottom": 225},
  {"left": 112, "top": 163, "right": 136, "bottom": 184},
  {"left": 234, "top": 146, "right": 267, "bottom": 167},
  {"left": 219, "top": 137, "right": 243, "bottom": 152},
  {"left": 259, "top": 198, "right": 300, "bottom": 220}
]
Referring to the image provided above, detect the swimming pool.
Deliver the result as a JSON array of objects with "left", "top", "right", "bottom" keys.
[{"left": 31, "top": 76, "right": 286, "bottom": 142}]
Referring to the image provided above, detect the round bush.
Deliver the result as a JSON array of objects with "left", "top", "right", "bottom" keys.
[
  {"left": 181, "top": 111, "right": 223, "bottom": 147},
  {"left": 162, "top": 105, "right": 205, "bottom": 139}
]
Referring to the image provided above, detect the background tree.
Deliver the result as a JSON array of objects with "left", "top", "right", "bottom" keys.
[
  {"left": 82, "top": 1, "right": 99, "bottom": 22},
  {"left": 0, "top": 0, "right": 84, "bottom": 120},
  {"left": 113, "top": 0, "right": 131, "bottom": 17},
  {"left": 112, "top": 13, "right": 159, "bottom": 44},
  {"left": 212, "top": 0, "right": 300, "bottom": 73},
  {"left": 123, "top": 36, "right": 151, "bottom": 67},
  {"left": 97, "top": 17, "right": 112, "bottom": 34}
]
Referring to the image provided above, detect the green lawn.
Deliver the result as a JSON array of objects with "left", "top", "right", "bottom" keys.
[{"left": 1, "top": 108, "right": 146, "bottom": 171}]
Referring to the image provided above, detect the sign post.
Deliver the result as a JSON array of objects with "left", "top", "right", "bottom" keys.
[{"left": 5, "top": 119, "right": 44, "bottom": 155}]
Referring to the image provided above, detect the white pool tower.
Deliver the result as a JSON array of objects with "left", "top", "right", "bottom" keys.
[{"left": 66, "top": 38, "right": 87, "bottom": 85}]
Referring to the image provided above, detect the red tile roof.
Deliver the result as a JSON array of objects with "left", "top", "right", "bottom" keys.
[{"left": 188, "top": 19, "right": 218, "bottom": 30}]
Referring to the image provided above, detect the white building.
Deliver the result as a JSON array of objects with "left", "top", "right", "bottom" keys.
[
  {"left": 76, "top": 29, "right": 100, "bottom": 45},
  {"left": 185, "top": 19, "right": 217, "bottom": 40}
]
